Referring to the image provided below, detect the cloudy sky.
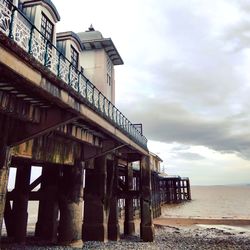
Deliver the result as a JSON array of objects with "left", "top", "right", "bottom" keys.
[{"left": 52, "top": 0, "right": 250, "bottom": 185}]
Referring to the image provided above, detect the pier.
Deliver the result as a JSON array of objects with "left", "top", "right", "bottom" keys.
[{"left": 0, "top": 0, "right": 191, "bottom": 247}]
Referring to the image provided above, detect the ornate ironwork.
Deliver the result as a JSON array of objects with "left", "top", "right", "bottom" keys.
[{"left": 0, "top": 0, "right": 148, "bottom": 149}]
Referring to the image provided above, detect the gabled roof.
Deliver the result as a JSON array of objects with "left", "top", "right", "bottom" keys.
[{"left": 21, "top": 0, "right": 60, "bottom": 22}]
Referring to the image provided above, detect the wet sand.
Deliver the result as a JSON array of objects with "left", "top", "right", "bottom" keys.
[{"left": 154, "top": 217, "right": 250, "bottom": 226}]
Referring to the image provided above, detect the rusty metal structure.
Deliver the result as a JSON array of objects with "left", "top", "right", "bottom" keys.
[{"left": 0, "top": 0, "right": 191, "bottom": 247}]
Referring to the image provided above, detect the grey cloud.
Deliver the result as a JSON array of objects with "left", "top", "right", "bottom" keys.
[
  {"left": 116, "top": 0, "right": 250, "bottom": 160},
  {"left": 173, "top": 152, "right": 205, "bottom": 161},
  {"left": 119, "top": 98, "right": 250, "bottom": 159}
]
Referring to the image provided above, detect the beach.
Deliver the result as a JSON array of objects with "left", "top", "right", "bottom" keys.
[
  {"left": 1, "top": 186, "right": 250, "bottom": 249},
  {"left": 1, "top": 220, "right": 250, "bottom": 249}
]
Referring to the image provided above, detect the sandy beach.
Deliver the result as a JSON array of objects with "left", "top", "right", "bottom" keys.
[{"left": 1, "top": 217, "right": 250, "bottom": 250}]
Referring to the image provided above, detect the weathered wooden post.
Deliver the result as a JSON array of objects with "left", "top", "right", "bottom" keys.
[
  {"left": 35, "top": 165, "right": 60, "bottom": 243},
  {"left": 0, "top": 117, "right": 11, "bottom": 241},
  {"left": 108, "top": 157, "right": 120, "bottom": 241},
  {"left": 58, "top": 161, "right": 84, "bottom": 247},
  {"left": 83, "top": 155, "right": 108, "bottom": 241},
  {"left": 186, "top": 178, "right": 191, "bottom": 200},
  {"left": 156, "top": 175, "right": 161, "bottom": 217},
  {"left": 177, "top": 178, "right": 182, "bottom": 202},
  {"left": 11, "top": 164, "right": 31, "bottom": 243},
  {"left": 140, "top": 155, "right": 154, "bottom": 242},
  {"left": 124, "top": 162, "right": 135, "bottom": 235}
]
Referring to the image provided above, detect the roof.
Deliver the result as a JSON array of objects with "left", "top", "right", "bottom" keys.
[
  {"left": 150, "top": 151, "right": 163, "bottom": 162},
  {"left": 21, "top": 0, "right": 60, "bottom": 22},
  {"left": 77, "top": 28, "right": 124, "bottom": 66},
  {"left": 56, "top": 31, "right": 83, "bottom": 51}
]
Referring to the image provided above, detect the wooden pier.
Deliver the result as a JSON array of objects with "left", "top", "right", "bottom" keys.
[{"left": 0, "top": 0, "right": 191, "bottom": 247}]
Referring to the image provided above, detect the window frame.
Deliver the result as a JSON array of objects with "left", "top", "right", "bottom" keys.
[
  {"left": 70, "top": 45, "right": 79, "bottom": 70},
  {"left": 40, "top": 12, "right": 54, "bottom": 44}
]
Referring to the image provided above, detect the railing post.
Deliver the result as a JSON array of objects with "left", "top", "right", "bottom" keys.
[
  {"left": 57, "top": 53, "right": 61, "bottom": 77},
  {"left": 112, "top": 106, "right": 115, "bottom": 121},
  {"left": 103, "top": 97, "right": 105, "bottom": 115},
  {"left": 77, "top": 73, "right": 81, "bottom": 93},
  {"left": 98, "top": 93, "right": 101, "bottom": 111},
  {"left": 28, "top": 26, "right": 35, "bottom": 54},
  {"left": 85, "top": 80, "right": 89, "bottom": 102},
  {"left": 68, "top": 64, "right": 72, "bottom": 86},
  {"left": 8, "top": 7, "right": 16, "bottom": 39},
  {"left": 44, "top": 40, "right": 49, "bottom": 67},
  {"left": 92, "top": 87, "right": 94, "bottom": 105},
  {"left": 108, "top": 101, "right": 110, "bottom": 118}
]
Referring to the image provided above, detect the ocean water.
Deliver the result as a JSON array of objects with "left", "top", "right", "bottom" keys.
[{"left": 162, "top": 185, "right": 250, "bottom": 219}]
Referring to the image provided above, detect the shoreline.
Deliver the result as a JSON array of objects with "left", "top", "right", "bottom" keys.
[{"left": 154, "top": 217, "right": 250, "bottom": 227}]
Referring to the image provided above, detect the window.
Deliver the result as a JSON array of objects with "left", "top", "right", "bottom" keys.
[
  {"left": 41, "top": 12, "right": 54, "bottom": 43},
  {"left": 71, "top": 45, "right": 79, "bottom": 70},
  {"left": 106, "top": 56, "right": 112, "bottom": 86}
]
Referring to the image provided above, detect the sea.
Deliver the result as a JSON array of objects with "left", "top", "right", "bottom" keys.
[
  {"left": 2, "top": 185, "right": 250, "bottom": 235},
  {"left": 162, "top": 185, "right": 250, "bottom": 219}
]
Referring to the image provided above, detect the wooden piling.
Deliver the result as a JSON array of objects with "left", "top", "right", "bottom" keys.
[
  {"left": 83, "top": 155, "right": 108, "bottom": 242},
  {"left": 124, "top": 162, "right": 135, "bottom": 236},
  {"left": 108, "top": 158, "right": 120, "bottom": 241},
  {"left": 35, "top": 165, "right": 60, "bottom": 243},
  {"left": 11, "top": 164, "right": 31, "bottom": 243},
  {"left": 140, "top": 156, "right": 154, "bottom": 242}
]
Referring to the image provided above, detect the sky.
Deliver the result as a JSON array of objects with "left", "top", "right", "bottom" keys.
[{"left": 49, "top": 0, "right": 250, "bottom": 185}]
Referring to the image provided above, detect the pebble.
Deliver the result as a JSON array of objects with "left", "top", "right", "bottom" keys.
[{"left": 1, "top": 226, "right": 250, "bottom": 250}]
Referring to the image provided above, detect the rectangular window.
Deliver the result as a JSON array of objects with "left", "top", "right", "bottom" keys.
[
  {"left": 107, "top": 74, "right": 111, "bottom": 86},
  {"left": 41, "top": 12, "right": 54, "bottom": 43},
  {"left": 71, "top": 45, "right": 79, "bottom": 70},
  {"left": 106, "top": 56, "right": 112, "bottom": 86}
]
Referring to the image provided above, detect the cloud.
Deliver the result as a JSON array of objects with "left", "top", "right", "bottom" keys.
[
  {"left": 115, "top": 0, "right": 250, "bottom": 160},
  {"left": 173, "top": 152, "right": 205, "bottom": 161}
]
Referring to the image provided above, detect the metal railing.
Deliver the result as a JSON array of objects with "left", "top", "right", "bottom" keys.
[{"left": 0, "top": 0, "right": 148, "bottom": 149}]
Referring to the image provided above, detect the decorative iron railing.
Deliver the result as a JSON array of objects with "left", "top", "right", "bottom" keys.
[{"left": 0, "top": 0, "right": 148, "bottom": 149}]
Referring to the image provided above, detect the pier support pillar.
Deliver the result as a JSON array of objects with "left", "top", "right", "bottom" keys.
[
  {"left": 108, "top": 158, "right": 120, "bottom": 241},
  {"left": 177, "top": 179, "right": 182, "bottom": 202},
  {"left": 0, "top": 116, "right": 11, "bottom": 241},
  {"left": 124, "top": 162, "right": 135, "bottom": 235},
  {"left": 58, "top": 162, "right": 84, "bottom": 247},
  {"left": 12, "top": 164, "right": 31, "bottom": 243},
  {"left": 140, "top": 155, "right": 154, "bottom": 242},
  {"left": 186, "top": 179, "right": 191, "bottom": 200},
  {"left": 83, "top": 155, "right": 108, "bottom": 242},
  {"left": 0, "top": 147, "right": 11, "bottom": 240},
  {"left": 35, "top": 166, "right": 60, "bottom": 242}
]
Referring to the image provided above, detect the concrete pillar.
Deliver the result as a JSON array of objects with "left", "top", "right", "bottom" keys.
[
  {"left": 12, "top": 164, "right": 31, "bottom": 243},
  {"left": 58, "top": 162, "right": 84, "bottom": 247},
  {"left": 0, "top": 147, "right": 11, "bottom": 241},
  {"left": 83, "top": 155, "right": 108, "bottom": 242},
  {"left": 124, "top": 162, "right": 135, "bottom": 235},
  {"left": 35, "top": 166, "right": 60, "bottom": 243},
  {"left": 140, "top": 155, "right": 154, "bottom": 242},
  {"left": 108, "top": 158, "right": 120, "bottom": 241}
]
